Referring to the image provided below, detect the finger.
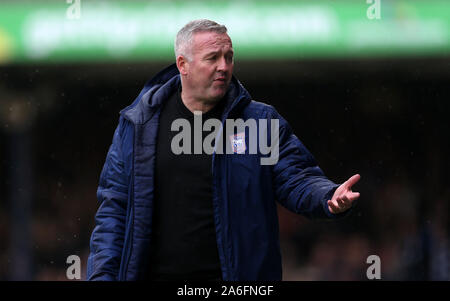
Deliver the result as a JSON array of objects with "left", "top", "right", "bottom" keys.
[
  {"left": 336, "top": 196, "right": 348, "bottom": 208},
  {"left": 328, "top": 204, "right": 342, "bottom": 214},
  {"left": 328, "top": 205, "right": 335, "bottom": 214},
  {"left": 338, "top": 196, "right": 353, "bottom": 211},
  {"left": 344, "top": 174, "right": 361, "bottom": 189},
  {"left": 330, "top": 198, "right": 341, "bottom": 208},
  {"left": 331, "top": 198, "right": 347, "bottom": 213},
  {"left": 347, "top": 192, "right": 360, "bottom": 202},
  {"left": 328, "top": 200, "right": 340, "bottom": 213}
]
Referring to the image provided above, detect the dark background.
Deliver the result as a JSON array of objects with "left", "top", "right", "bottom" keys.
[{"left": 0, "top": 57, "right": 448, "bottom": 280}]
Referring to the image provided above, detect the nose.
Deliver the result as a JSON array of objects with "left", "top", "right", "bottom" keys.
[{"left": 217, "top": 56, "right": 231, "bottom": 73}]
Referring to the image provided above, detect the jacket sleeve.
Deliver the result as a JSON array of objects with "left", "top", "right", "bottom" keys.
[
  {"left": 87, "top": 118, "right": 129, "bottom": 280},
  {"left": 268, "top": 107, "right": 350, "bottom": 220}
]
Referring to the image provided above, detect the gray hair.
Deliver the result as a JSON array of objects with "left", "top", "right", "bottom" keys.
[{"left": 175, "top": 19, "right": 228, "bottom": 61}]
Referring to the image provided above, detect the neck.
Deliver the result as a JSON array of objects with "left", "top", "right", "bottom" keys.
[{"left": 180, "top": 89, "right": 218, "bottom": 114}]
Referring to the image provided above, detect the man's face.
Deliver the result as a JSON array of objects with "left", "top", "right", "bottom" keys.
[{"left": 183, "top": 31, "right": 234, "bottom": 103}]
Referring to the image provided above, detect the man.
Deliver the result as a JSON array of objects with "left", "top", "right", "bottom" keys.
[{"left": 87, "top": 19, "right": 360, "bottom": 281}]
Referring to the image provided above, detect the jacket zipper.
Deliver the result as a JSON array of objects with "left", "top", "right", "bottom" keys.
[
  {"left": 214, "top": 103, "right": 242, "bottom": 281},
  {"left": 212, "top": 153, "right": 230, "bottom": 281}
]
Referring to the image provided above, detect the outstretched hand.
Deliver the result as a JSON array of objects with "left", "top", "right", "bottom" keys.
[{"left": 328, "top": 174, "right": 361, "bottom": 214}]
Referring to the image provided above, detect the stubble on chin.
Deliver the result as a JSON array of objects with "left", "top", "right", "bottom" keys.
[{"left": 204, "top": 85, "right": 228, "bottom": 104}]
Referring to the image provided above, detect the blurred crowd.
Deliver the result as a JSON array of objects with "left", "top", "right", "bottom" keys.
[{"left": 0, "top": 61, "right": 448, "bottom": 281}]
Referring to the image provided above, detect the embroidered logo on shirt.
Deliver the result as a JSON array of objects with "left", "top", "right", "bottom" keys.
[{"left": 229, "top": 132, "right": 246, "bottom": 154}]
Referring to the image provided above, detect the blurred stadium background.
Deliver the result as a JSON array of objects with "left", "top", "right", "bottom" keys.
[{"left": 0, "top": 0, "right": 448, "bottom": 280}]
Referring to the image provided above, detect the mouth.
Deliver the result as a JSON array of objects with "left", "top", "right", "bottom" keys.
[{"left": 214, "top": 77, "right": 226, "bottom": 82}]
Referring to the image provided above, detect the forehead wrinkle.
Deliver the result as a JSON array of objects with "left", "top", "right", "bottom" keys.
[{"left": 192, "top": 33, "right": 232, "bottom": 55}]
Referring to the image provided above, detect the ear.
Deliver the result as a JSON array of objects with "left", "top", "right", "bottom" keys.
[{"left": 176, "top": 55, "right": 189, "bottom": 76}]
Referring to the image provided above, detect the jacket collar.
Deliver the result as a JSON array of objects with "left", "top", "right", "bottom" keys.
[{"left": 120, "top": 63, "right": 252, "bottom": 125}]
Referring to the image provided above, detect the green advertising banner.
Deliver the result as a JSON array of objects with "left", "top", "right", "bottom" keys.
[{"left": 0, "top": 0, "right": 449, "bottom": 63}]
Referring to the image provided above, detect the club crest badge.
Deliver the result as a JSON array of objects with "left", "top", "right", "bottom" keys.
[{"left": 229, "top": 132, "right": 246, "bottom": 154}]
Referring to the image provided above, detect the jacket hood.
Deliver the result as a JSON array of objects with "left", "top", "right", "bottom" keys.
[{"left": 120, "top": 63, "right": 252, "bottom": 124}]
